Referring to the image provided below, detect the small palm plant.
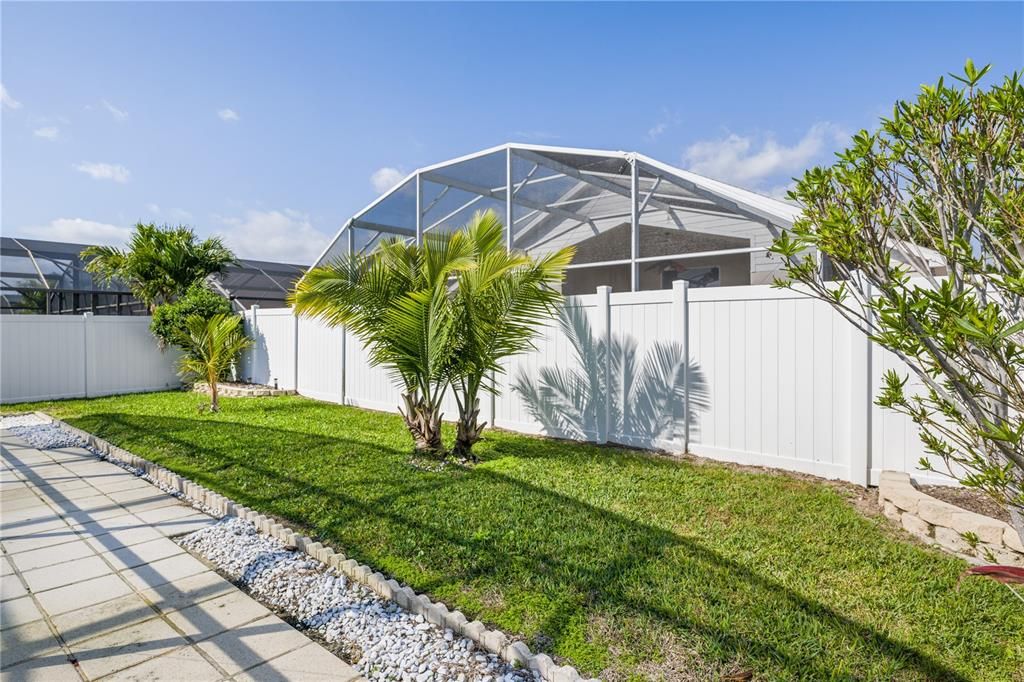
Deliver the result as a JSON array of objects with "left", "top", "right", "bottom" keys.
[
  {"left": 293, "top": 210, "right": 571, "bottom": 459},
  {"left": 176, "top": 313, "right": 252, "bottom": 412},
  {"left": 448, "top": 211, "right": 574, "bottom": 459},
  {"left": 292, "top": 231, "right": 475, "bottom": 456}
]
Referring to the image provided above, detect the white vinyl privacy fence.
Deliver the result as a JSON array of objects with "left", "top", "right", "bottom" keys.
[
  {"left": 1, "top": 314, "right": 181, "bottom": 403},
  {"left": 241, "top": 282, "right": 942, "bottom": 487}
]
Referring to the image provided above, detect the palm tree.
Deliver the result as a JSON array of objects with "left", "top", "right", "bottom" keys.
[
  {"left": 81, "top": 223, "right": 236, "bottom": 310},
  {"left": 292, "top": 231, "right": 475, "bottom": 456},
  {"left": 176, "top": 313, "right": 252, "bottom": 412},
  {"left": 447, "top": 211, "right": 574, "bottom": 459}
]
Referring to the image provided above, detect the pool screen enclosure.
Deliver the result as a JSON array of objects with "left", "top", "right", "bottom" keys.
[{"left": 313, "top": 143, "right": 804, "bottom": 292}]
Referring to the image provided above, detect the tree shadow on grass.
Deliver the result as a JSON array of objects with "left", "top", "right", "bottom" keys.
[{"left": 64, "top": 410, "right": 991, "bottom": 681}]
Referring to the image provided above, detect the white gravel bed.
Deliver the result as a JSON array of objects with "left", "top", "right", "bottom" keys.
[
  {"left": 0, "top": 417, "right": 217, "bottom": 515},
  {"left": 0, "top": 413, "right": 51, "bottom": 429},
  {"left": 180, "top": 518, "right": 541, "bottom": 682}
]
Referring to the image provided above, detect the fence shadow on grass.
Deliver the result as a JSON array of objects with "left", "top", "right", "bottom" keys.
[
  {"left": 513, "top": 304, "right": 709, "bottom": 449},
  {"left": 58, "top": 409, "right": 983, "bottom": 681}
]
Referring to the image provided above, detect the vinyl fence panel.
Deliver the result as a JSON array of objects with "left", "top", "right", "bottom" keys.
[
  {"left": 1, "top": 314, "right": 179, "bottom": 404},
  {"left": 686, "top": 287, "right": 858, "bottom": 480},
  {"left": 296, "top": 316, "right": 345, "bottom": 403},
  {"left": 232, "top": 284, "right": 951, "bottom": 487},
  {"left": 244, "top": 307, "right": 297, "bottom": 390}
]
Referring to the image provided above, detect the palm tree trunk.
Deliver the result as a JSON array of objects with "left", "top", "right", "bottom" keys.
[
  {"left": 209, "top": 372, "right": 220, "bottom": 412},
  {"left": 453, "top": 380, "right": 486, "bottom": 462},
  {"left": 399, "top": 393, "right": 443, "bottom": 456}
]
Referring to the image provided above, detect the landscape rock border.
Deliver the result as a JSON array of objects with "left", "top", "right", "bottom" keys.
[
  {"left": 878, "top": 470, "right": 1024, "bottom": 566},
  {"left": 29, "top": 411, "right": 598, "bottom": 682},
  {"left": 192, "top": 382, "right": 296, "bottom": 398}
]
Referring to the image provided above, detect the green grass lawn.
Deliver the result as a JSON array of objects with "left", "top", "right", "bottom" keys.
[{"left": 6, "top": 391, "right": 1022, "bottom": 680}]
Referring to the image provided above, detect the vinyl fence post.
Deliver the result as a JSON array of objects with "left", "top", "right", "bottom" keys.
[
  {"left": 672, "top": 280, "right": 690, "bottom": 453},
  {"left": 597, "top": 285, "right": 612, "bottom": 444},
  {"left": 340, "top": 327, "right": 347, "bottom": 406},
  {"left": 341, "top": 227, "right": 353, "bottom": 406},
  {"left": 82, "top": 312, "right": 95, "bottom": 398},
  {"left": 482, "top": 370, "right": 496, "bottom": 433},
  {"left": 848, "top": 283, "right": 873, "bottom": 486},
  {"left": 250, "top": 305, "right": 260, "bottom": 383},
  {"left": 292, "top": 312, "right": 300, "bottom": 392}
]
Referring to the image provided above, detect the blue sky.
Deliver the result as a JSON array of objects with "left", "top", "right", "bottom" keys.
[{"left": 3, "top": 2, "right": 1022, "bottom": 264}]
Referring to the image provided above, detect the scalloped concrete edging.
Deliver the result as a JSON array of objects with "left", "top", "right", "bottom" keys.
[
  {"left": 878, "top": 471, "right": 1024, "bottom": 566},
  {"left": 34, "top": 412, "right": 598, "bottom": 682}
]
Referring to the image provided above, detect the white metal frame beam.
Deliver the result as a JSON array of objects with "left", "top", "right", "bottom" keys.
[
  {"left": 635, "top": 156, "right": 790, "bottom": 229},
  {"left": 564, "top": 246, "right": 766, "bottom": 270},
  {"left": 415, "top": 173, "right": 423, "bottom": 245},
  {"left": 505, "top": 148, "right": 514, "bottom": 251},
  {"left": 351, "top": 218, "right": 416, "bottom": 237},
  {"left": 420, "top": 170, "right": 596, "bottom": 228},
  {"left": 630, "top": 159, "right": 639, "bottom": 291},
  {"left": 515, "top": 147, "right": 685, "bottom": 228}
]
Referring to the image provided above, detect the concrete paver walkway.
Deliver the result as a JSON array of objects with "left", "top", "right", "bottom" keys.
[{"left": 1, "top": 430, "right": 363, "bottom": 682}]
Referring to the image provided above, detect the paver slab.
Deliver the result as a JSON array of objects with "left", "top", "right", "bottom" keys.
[
  {"left": 0, "top": 596, "right": 45, "bottom": 630},
  {"left": 33, "top": 573, "right": 134, "bottom": 615},
  {"left": 0, "top": 619, "right": 62, "bottom": 668},
  {"left": 165, "top": 590, "right": 272, "bottom": 640},
  {"left": 0, "top": 652, "right": 82, "bottom": 682},
  {"left": 100, "top": 536, "right": 185, "bottom": 572},
  {"left": 136, "top": 571, "right": 236, "bottom": 614},
  {"left": 195, "top": 615, "right": 311, "bottom": 676},
  {"left": 21, "top": 554, "right": 112, "bottom": 593},
  {"left": 234, "top": 642, "right": 364, "bottom": 682},
  {"left": 7, "top": 538, "right": 95, "bottom": 572},
  {"left": 100, "top": 645, "right": 224, "bottom": 681},
  {"left": 119, "top": 552, "right": 209, "bottom": 591},
  {"left": 72, "top": 616, "right": 189, "bottom": 679},
  {"left": 50, "top": 592, "right": 157, "bottom": 645}
]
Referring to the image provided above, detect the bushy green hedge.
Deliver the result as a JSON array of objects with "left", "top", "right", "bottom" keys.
[{"left": 151, "top": 283, "right": 234, "bottom": 352}]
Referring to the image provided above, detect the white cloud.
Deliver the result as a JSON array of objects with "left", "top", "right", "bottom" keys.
[
  {"left": 646, "top": 109, "right": 680, "bottom": 140},
  {"left": 101, "top": 99, "right": 128, "bottom": 121},
  {"left": 75, "top": 161, "right": 131, "bottom": 183},
  {"left": 218, "top": 108, "right": 240, "bottom": 122},
  {"left": 145, "top": 203, "right": 161, "bottom": 214},
  {"left": 216, "top": 209, "right": 329, "bottom": 263},
  {"left": 1, "top": 83, "right": 22, "bottom": 110},
  {"left": 17, "top": 218, "right": 132, "bottom": 246},
  {"left": 370, "top": 167, "right": 405, "bottom": 193},
  {"left": 169, "top": 208, "right": 193, "bottom": 221},
  {"left": 33, "top": 126, "right": 60, "bottom": 140},
  {"left": 682, "top": 122, "right": 846, "bottom": 185},
  {"left": 766, "top": 182, "right": 799, "bottom": 202}
]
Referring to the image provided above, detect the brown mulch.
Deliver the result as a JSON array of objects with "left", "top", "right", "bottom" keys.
[{"left": 918, "top": 485, "right": 1010, "bottom": 523}]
